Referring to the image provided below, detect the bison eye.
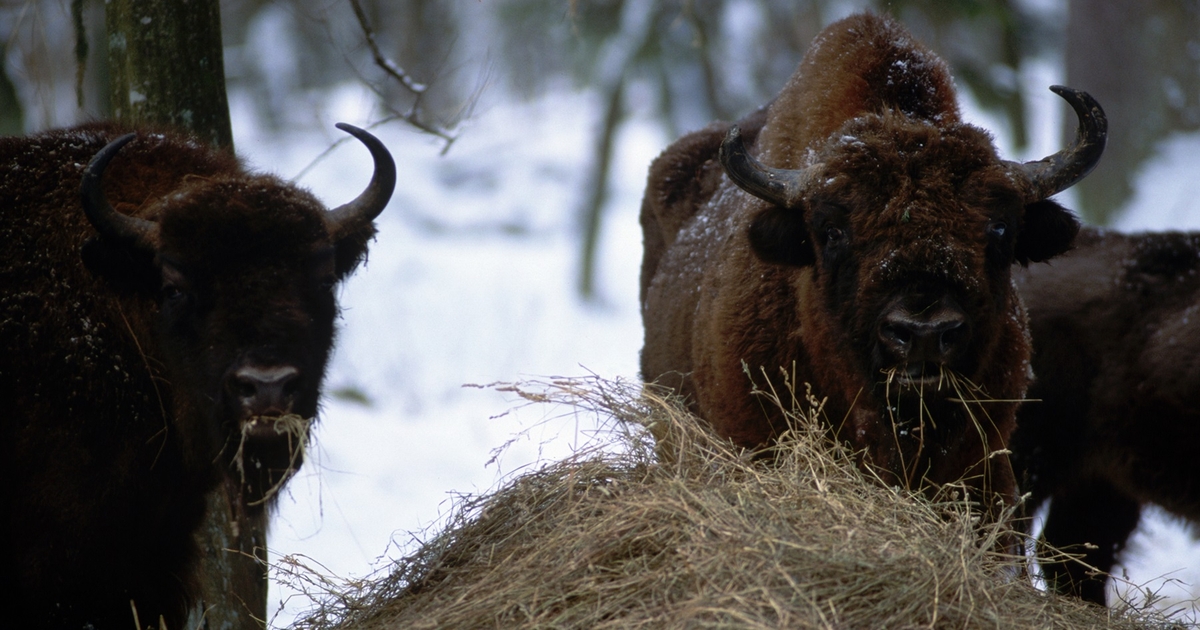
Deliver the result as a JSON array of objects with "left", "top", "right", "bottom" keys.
[
  {"left": 161, "top": 284, "right": 186, "bottom": 303},
  {"left": 987, "top": 220, "right": 1007, "bottom": 238},
  {"left": 825, "top": 226, "right": 845, "bottom": 244}
]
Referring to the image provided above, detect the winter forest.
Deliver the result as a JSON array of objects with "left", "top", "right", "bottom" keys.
[{"left": 3, "top": 0, "right": 1200, "bottom": 626}]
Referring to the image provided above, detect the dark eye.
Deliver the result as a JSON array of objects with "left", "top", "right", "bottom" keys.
[
  {"left": 825, "top": 226, "right": 845, "bottom": 244},
  {"left": 987, "top": 220, "right": 1007, "bottom": 238},
  {"left": 159, "top": 263, "right": 189, "bottom": 304},
  {"left": 162, "top": 285, "right": 185, "bottom": 302}
]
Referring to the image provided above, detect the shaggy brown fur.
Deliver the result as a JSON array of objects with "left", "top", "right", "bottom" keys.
[
  {"left": 640, "top": 13, "right": 1092, "bottom": 522},
  {"left": 1012, "top": 226, "right": 1200, "bottom": 605},
  {"left": 0, "top": 122, "right": 392, "bottom": 629}
]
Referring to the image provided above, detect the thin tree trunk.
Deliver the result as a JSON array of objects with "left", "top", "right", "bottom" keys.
[
  {"left": 105, "top": 2, "right": 265, "bottom": 628},
  {"left": 577, "top": 0, "right": 656, "bottom": 300}
]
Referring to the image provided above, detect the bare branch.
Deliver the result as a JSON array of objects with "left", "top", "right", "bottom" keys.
[
  {"left": 348, "top": 0, "right": 425, "bottom": 96},
  {"left": 346, "top": 0, "right": 459, "bottom": 149}
]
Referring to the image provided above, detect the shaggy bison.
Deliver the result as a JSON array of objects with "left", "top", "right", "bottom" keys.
[
  {"left": 1012, "top": 227, "right": 1200, "bottom": 604},
  {"left": 639, "top": 13, "right": 1105, "bottom": 519},
  {"left": 0, "top": 122, "right": 394, "bottom": 629}
]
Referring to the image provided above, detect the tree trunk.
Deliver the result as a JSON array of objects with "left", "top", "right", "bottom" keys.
[
  {"left": 106, "top": 0, "right": 233, "bottom": 149},
  {"left": 105, "top": 2, "right": 265, "bottom": 629},
  {"left": 1066, "top": 0, "right": 1200, "bottom": 224}
]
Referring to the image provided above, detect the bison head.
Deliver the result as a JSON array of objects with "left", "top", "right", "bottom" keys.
[
  {"left": 720, "top": 86, "right": 1104, "bottom": 484},
  {"left": 78, "top": 124, "right": 395, "bottom": 506}
]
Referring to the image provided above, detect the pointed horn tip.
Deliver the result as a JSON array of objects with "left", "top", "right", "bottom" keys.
[
  {"left": 326, "top": 122, "right": 396, "bottom": 236},
  {"left": 81, "top": 132, "right": 157, "bottom": 250},
  {"left": 719, "top": 125, "right": 745, "bottom": 163},
  {"left": 1048, "top": 85, "right": 1107, "bottom": 130},
  {"left": 83, "top": 133, "right": 137, "bottom": 178}
]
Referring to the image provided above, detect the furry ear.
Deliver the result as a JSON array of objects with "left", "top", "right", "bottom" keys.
[
  {"left": 748, "top": 207, "right": 815, "bottom": 267},
  {"left": 80, "top": 237, "right": 160, "bottom": 294},
  {"left": 1015, "top": 199, "right": 1080, "bottom": 265},
  {"left": 333, "top": 223, "right": 379, "bottom": 279}
]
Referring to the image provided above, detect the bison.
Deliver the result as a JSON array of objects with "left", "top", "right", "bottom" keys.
[
  {"left": 1012, "top": 226, "right": 1200, "bottom": 604},
  {"left": 0, "top": 122, "right": 394, "bottom": 629},
  {"left": 639, "top": 13, "right": 1105, "bottom": 521}
]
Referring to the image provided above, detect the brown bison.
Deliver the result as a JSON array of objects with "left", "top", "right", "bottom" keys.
[
  {"left": 640, "top": 13, "right": 1105, "bottom": 520},
  {"left": 1012, "top": 226, "right": 1200, "bottom": 604},
  {"left": 0, "top": 122, "right": 394, "bottom": 629}
]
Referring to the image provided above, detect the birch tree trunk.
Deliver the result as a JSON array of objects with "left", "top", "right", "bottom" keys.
[{"left": 105, "top": 2, "right": 265, "bottom": 628}]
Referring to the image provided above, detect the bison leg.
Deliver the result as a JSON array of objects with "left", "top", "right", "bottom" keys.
[{"left": 1038, "top": 477, "right": 1141, "bottom": 605}]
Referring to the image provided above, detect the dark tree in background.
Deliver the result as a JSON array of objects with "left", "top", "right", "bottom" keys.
[
  {"left": 106, "top": 0, "right": 233, "bottom": 148},
  {"left": 1066, "top": 0, "right": 1200, "bottom": 225}
]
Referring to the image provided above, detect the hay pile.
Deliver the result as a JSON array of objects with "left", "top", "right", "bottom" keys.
[{"left": 288, "top": 377, "right": 1173, "bottom": 629}]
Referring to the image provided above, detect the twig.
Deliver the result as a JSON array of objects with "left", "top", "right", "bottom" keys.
[
  {"left": 345, "top": 0, "right": 459, "bottom": 149},
  {"left": 348, "top": 0, "right": 425, "bottom": 96}
]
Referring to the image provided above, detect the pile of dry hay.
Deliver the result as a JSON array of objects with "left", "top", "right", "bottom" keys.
[{"left": 286, "top": 376, "right": 1176, "bottom": 629}]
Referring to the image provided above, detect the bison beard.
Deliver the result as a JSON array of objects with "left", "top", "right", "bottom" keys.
[
  {"left": 0, "top": 122, "right": 394, "bottom": 629},
  {"left": 639, "top": 13, "right": 1105, "bottom": 529},
  {"left": 1012, "top": 227, "right": 1200, "bottom": 605}
]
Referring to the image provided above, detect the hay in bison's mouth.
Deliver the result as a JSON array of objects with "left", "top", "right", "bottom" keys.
[
  {"left": 232, "top": 413, "right": 311, "bottom": 505},
  {"left": 885, "top": 363, "right": 949, "bottom": 389},
  {"left": 240, "top": 413, "right": 310, "bottom": 441}
]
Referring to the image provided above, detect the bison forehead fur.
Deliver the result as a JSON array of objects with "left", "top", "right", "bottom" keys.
[
  {"left": 0, "top": 121, "right": 393, "bottom": 628},
  {"left": 640, "top": 12, "right": 1100, "bottom": 523}
]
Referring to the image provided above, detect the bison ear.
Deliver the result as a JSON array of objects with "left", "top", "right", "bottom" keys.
[
  {"left": 81, "top": 236, "right": 160, "bottom": 293},
  {"left": 748, "top": 207, "right": 815, "bottom": 267},
  {"left": 333, "top": 224, "right": 379, "bottom": 279},
  {"left": 1014, "top": 199, "right": 1080, "bottom": 265}
]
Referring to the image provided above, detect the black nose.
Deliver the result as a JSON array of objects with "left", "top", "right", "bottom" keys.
[
  {"left": 878, "top": 304, "right": 968, "bottom": 365},
  {"left": 229, "top": 365, "right": 299, "bottom": 416}
]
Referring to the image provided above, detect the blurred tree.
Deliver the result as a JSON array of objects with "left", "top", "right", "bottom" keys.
[
  {"left": 1065, "top": 0, "right": 1200, "bottom": 225},
  {"left": 106, "top": 0, "right": 232, "bottom": 147},
  {"left": 0, "top": 38, "right": 22, "bottom": 134}
]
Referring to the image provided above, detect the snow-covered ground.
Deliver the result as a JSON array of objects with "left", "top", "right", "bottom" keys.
[{"left": 225, "top": 76, "right": 1200, "bottom": 627}]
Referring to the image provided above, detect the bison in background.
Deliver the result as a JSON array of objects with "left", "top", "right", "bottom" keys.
[
  {"left": 639, "top": 13, "right": 1105, "bottom": 522},
  {"left": 1012, "top": 227, "right": 1200, "bottom": 605},
  {"left": 0, "top": 122, "right": 394, "bottom": 629}
]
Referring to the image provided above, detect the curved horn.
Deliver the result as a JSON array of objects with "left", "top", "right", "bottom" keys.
[
  {"left": 718, "top": 125, "right": 816, "bottom": 209},
  {"left": 80, "top": 133, "right": 159, "bottom": 251},
  {"left": 327, "top": 123, "right": 397, "bottom": 240},
  {"left": 1012, "top": 86, "right": 1107, "bottom": 201}
]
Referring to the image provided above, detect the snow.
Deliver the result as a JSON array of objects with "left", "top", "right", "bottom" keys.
[{"left": 225, "top": 75, "right": 1199, "bottom": 627}]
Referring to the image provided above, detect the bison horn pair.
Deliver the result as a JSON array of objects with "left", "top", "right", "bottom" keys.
[
  {"left": 80, "top": 123, "right": 397, "bottom": 250},
  {"left": 718, "top": 85, "right": 1107, "bottom": 208}
]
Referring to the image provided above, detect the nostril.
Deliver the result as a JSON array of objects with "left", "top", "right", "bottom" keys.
[
  {"left": 282, "top": 377, "right": 299, "bottom": 399},
  {"left": 232, "top": 377, "right": 258, "bottom": 400},
  {"left": 230, "top": 365, "right": 300, "bottom": 412},
  {"left": 880, "top": 322, "right": 912, "bottom": 347},
  {"left": 938, "top": 320, "right": 966, "bottom": 353}
]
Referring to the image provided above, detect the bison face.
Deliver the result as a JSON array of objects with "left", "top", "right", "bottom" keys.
[
  {"left": 79, "top": 124, "right": 395, "bottom": 507},
  {"left": 720, "top": 86, "right": 1102, "bottom": 441},
  {"left": 765, "top": 117, "right": 1060, "bottom": 400},
  {"left": 152, "top": 182, "right": 342, "bottom": 505}
]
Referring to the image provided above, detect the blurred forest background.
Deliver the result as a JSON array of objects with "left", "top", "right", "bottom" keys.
[{"left": 3, "top": 0, "right": 1200, "bottom": 297}]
